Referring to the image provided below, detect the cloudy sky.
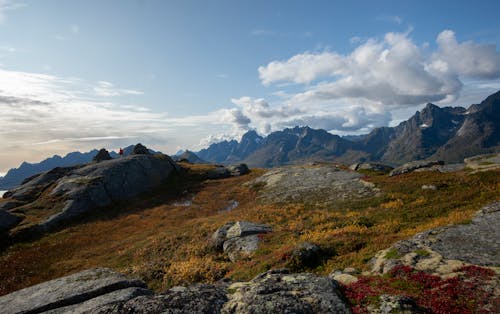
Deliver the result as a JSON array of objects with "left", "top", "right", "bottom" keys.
[{"left": 1, "top": 0, "right": 500, "bottom": 174}]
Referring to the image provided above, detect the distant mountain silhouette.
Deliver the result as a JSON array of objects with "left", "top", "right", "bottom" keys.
[
  {"left": 0, "top": 145, "right": 157, "bottom": 190},
  {"left": 196, "top": 91, "right": 500, "bottom": 167}
]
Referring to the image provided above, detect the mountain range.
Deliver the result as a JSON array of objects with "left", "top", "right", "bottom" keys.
[
  {"left": 0, "top": 145, "right": 154, "bottom": 190},
  {"left": 196, "top": 91, "right": 500, "bottom": 167},
  {"left": 1, "top": 91, "right": 499, "bottom": 190}
]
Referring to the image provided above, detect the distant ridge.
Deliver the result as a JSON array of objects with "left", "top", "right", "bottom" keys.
[
  {"left": 0, "top": 145, "right": 157, "bottom": 190},
  {"left": 196, "top": 90, "right": 500, "bottom": 167}
]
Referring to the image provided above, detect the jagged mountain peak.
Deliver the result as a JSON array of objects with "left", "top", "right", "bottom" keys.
[{"left": 197, "top": 90, "right": 500, "bottom": 167}]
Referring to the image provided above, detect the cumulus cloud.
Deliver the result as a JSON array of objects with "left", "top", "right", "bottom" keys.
[
  {"left": 259, "top": 52, "right": 346, "bottom": 85},
  {"left": 259, "top": 30, "right": 500, "bottom": 108},
  {"left": 434, "top": 30, "right": 500, "bottom": 79},
  {"left": 277, "top": 106, "right": 392, "bottom": 132}
]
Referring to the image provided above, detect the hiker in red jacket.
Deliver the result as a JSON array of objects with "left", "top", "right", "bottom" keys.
[{"left": 119, "top": 148, "right": 124, "bottom": 157}]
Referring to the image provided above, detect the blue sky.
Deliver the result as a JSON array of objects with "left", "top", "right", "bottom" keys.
[{"left": 1, "top": 0, "right": 500, "bottom": 173}]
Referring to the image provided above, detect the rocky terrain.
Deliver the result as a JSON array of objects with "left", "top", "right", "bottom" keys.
[
  {"left": 0, "top": 144, "right": 179, "bottom": 238},
  {"left": 0, "top": 145, "right": 157, "bottom": 191},
  {"left": 0, "top": 149, "right": 499, "bottom": 313},
  {"left": 0, "top": 200, "right": 497, "bottom": 313},
  {"left": 247, "top": 164, "right": 379, "bottom": 205}
]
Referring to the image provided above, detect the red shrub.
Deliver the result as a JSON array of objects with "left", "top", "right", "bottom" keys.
[{"left": 342, "top": 265, "right": 497, "bottom": 313}]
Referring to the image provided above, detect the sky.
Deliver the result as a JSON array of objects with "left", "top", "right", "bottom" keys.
[{"left": 1, "top": 0, "right": 500, "bottom": 175}]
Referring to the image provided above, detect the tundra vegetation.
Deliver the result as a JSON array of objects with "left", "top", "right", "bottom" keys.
[{"left": 0, "top": 162, "right": 499, "bottom": 312}]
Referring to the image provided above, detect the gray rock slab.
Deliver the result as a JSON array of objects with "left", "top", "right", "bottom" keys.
[
  {"left": 226, "top": 164, "right": 249, "bottom": 176},
  {"left": 429, "top": 202, "right": 500, "bottom": 266},
  {"left": 389, "top": 160, "right": 444, "bottom": 176},
  {"left": 92, "top": 284, "right": 228, "bottom": 314},
  {"left": 0, "top": 268, "right": 147, "bottom": 314},
  {"left": 223, "top": 234, "right": 261, "bottom": 262},
  {"left": 225, "top": 221, "right": 272, "bottom": 239},
  {"left": 249, "top": 165, "right": 379, "bottom": 205},
  {"left": 44, "top": 287, "right": 153, "bottom": 314},
  {"left": 39, "top": 154, "right": 179, "bottom": 231},
  {"left": 222, "top": 269, "right": 351, "bottom": 313}
]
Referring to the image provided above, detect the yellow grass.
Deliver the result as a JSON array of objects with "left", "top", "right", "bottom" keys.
[{"left": 0, "top": 165, "right": 498, "bottom": 295}]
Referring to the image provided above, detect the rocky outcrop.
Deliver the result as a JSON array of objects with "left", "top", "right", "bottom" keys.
[
  {"left": 329, "top": 268, "right": 359, "bottom": 285},
  {"left": 212, "top": 221, "right": 272, "bottom": 262},
  {"left": 0, "top": 268, "right": 151, "bottom": 314},
  {"left": 367, "top": 295, "right": 424, "bottom": 314},
  {"left": 207, "top": 166, "right": 231, "bottom": 179},
  {"left": 248, "top": 164, "right": 380, "bottom": 205},
  {"left": 389, "top": 160, "right": 444, "bottom": 176},
  {"left": 1, "top": 150, "right": 180, "bottom": 235},
  {"left": 93, "top": 148, "right": 112, "bottom": 162},
  {"left": 131, "top": 143, "right": 150, "bottom": 155},
  {"left": 95, "top": 284, "right": 228, "bottom": 314},
  {"left": 226, "top": 164, "right": 249, "bottom": 176},
  {"left": 173, "top": 150, "right": 206, "bottom": 164},
  {"left": 371, "top": 202, "right": 500, "bottom": 276},
  {"left": 464, "top": 153, "right": 500, "bottom": 172},
  {"left": 287, "top": 242, "right": 326, "bottom": 271},
  {"left": 223, "top": 269, "right": 351, "bottom": 313},
  {"left": 207, "top": 164, "right": 250, "bottom": 180},
  {"left": 349, "top": 163, "right": 393, "bottom": 173},
  {"left": 0, "top": 268, "right": 352, "bottom": 313}
]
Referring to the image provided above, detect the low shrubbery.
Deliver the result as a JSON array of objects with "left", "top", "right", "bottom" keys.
[
  {"left": 343, "top": 264, "right": 498, "bottom": 313},
  {"left": 0, "top": 163, "right": 499, "bottom": 313}
]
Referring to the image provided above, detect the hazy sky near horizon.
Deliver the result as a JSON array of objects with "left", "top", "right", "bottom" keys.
[{"left": 1, "top": 0, "right": 500, "bottom": 174}]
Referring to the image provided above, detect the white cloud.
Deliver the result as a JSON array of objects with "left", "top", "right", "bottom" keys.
[
  {"left": 259, "top": 30, "right": 500, "bottom": 108},
  {"left": 0, "top": 67, "right": 238, "bottom": 171},
  {"left": 259, "top": 51, "right": 346, "bottom": 85},
  {"left": 434, "top": 30, "right": 500, "bottom": 79},
  {"left": 93, "top": 81, "right": 144, "bottom": 97}
]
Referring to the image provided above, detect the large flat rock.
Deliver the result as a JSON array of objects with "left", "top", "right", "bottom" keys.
[
  {"left": 0, "top": 268, "right": 149, "bottom": 314},
  {"left": 222, "top": 269, "right": 351, "bottom": 313},
  {"left": 371, "top": 202, "right": 500, "bottom": 276},
  {"left": 248, "top": 165, "right": 379, "bottom": 205}
]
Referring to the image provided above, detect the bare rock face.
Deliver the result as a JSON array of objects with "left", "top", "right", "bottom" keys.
[
  {"left": 371, "top": 202, "right": 500, "bottom": 276},
  {"left": 226, "top": 164, "right": 249, "bottom": 176},
  {"left": 1, "top": 153, "right": 180, "bottom": 234},
  {"left": 98, "top": 284, "right": 228, "bottom": 314},
  {"left": 207, "top": 164, "right": 250, "bottom": 180},
  {"left": 222, "top": 269, "right": 351, "bottom": 314},
  {"left": 349, "top": 163, "right": 393, "bottom": 173},
  {"left": 0, "top": 268, "right": 151, "bottom": 314},
  {"left": 211, "top": 221, "right": 272, "bottom": 262},
  {"left": 389, "top": 160, "right": 444, "bottom": 176},
  {"left": 92, "top": 148, "right": 113, "bottom": 162},
  {"left": 0, "top": 268, "right": 353, "bottom": 313},
  {"left": 287, "top": 242, "right": 326, "bottom": 271},
  {"left": 248, "top": 164, "right": 380, "bottom": 205},
  {"left": 131, "top": 143, "right": 150, "bottom": 155}
]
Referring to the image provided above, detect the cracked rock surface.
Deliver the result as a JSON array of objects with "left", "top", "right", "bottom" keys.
[
  {"left": 1, "top": 153, "right": 180, "bottom": 234},
  {"left": 248, "top": 164, "right": 380, "bottom": 205}
]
